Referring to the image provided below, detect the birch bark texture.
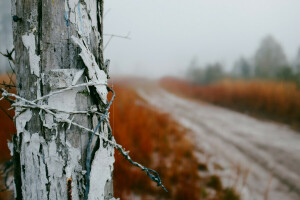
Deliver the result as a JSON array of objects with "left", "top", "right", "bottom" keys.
[{"left": 11, "top": 0, "right": 114, "bottom": 199}]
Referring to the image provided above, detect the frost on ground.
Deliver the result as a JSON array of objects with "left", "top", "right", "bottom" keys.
[{"left": 139, "top": 87, "right": 300, "bottom": 200}]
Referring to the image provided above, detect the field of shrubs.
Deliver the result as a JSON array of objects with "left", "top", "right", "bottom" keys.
[{"left": 160, "top": 77, "right": 300, "bottom": 129}]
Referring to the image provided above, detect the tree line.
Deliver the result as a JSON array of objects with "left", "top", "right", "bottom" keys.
[{"left": 187, "top": 35, "right": 300, "bottom": 85}]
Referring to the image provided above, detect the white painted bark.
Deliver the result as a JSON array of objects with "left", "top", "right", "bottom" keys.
[{"left": 11, "top": 0, "right": 114, "bottom": 199}]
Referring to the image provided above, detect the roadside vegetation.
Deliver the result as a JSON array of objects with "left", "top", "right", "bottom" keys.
[
  {"left": 110, "top": 80, "right": 240, "bottom": 199},
  {"left": 160, "top": 77, "right": 300, "bottom": 130}
]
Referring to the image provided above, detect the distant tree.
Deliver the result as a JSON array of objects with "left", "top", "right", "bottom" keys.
[
  {"left": 276, "top": 66, "right": 294, "bottom": 81},
  {"left": 188, "top": 56, "right": 200, "bottom": 69},
  {"left": 204, "top": 63, "right": 224, "bottom": 84},
  {"left": 254, "top": 35, "right": 288, "bottom": 78},
  {"left": 294, "top": 48, "right": 300, "bottom": 73},
  {"left": 232, "top": 57, "right": 252, "bottom": 78},
  {"left": 186, "top": 62, "right": 224, "bottom": 84},
  {"left": 186, "top": 57, "right": 204, "bottom": 83}
]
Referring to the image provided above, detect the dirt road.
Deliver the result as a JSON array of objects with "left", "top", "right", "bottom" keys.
[{"left": 139, "top": 88, "right": 300, "bottom": 200}]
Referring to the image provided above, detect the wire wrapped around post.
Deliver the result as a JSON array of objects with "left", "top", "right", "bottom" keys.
[{"left": 1, "top": 83, "right": 168, "bottom": 200}]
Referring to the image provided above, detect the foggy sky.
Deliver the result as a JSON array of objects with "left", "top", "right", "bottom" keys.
[{"left": 104, "top": 0, "right": 300, "bottom": 78}]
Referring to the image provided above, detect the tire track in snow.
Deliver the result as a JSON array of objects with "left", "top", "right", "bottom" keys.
[{"left": 139, "top": 87, "right": 300, "bottom": 200}]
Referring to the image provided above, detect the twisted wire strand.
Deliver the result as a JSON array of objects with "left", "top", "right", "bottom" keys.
[{"left": 1, "top": 84, "right": 167, "bottom": 199}]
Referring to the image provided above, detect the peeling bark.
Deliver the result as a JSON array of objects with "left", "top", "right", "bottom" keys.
[{"left": 11, "top": 0, "right": 114, "bottom": 199}]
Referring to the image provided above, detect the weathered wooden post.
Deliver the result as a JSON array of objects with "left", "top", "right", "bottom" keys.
[{"left": 11, "top": 0, "right": 114, "bottom": 199}]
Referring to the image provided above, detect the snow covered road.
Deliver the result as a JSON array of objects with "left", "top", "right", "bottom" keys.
[{"left": 139, "top": 88, "right": 300, "bottom": 200}]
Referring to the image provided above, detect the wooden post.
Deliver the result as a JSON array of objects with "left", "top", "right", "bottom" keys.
[{"left": 11, "top": 0, "right": 114, "bottom": 199}]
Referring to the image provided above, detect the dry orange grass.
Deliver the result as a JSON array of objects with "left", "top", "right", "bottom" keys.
[
  {"left": 110, "top": 80, "right": 239, "bottom": 200},
  {"left": 160, "top": 77, "right": 300, "bottom": 129},
  {"left": 110, "top": 83, "right": 202, "bottom": 199},
  {"left": 0, "top": 74, "right": 16, "bottom": 199},
  {"left": 0, "top": 74, "right": 16, "bottom": 163}
]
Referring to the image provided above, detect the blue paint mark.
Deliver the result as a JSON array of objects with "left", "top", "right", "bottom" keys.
[
  {"left": 78, "top": 3, "right": 84, "bottom": 35},
  {"left": 84, "top": 87, "right": 115, "bottom": 200},
  {"left": 65, "top": 11, "right": 69, "bottom": 27}
]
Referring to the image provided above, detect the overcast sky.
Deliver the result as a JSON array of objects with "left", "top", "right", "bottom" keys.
[{"left": 104, "top": 0, "right": 300, "bottom": 78}]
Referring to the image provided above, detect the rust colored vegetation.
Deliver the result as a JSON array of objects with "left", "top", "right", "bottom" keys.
[
  {"left": 160, "top": 77, "right": 300, "bottom": 130},
  {"left": 110, "top": 81, "right": 238, "bottom": 200}
]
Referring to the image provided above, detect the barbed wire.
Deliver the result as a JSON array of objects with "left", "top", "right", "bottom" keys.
[
  {"left": 0, "top": 47, "right": 167, "bottom": 196},
  {"left": 1, "top": 82, "right": 167, "bottom": 197}
]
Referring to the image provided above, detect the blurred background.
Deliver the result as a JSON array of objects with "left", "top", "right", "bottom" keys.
[
  {"left": 104, "top": 0, "right": 300, "bottom": 79},
  {"left": 1, "top": 0, "right": 300, "bottom": 200}
]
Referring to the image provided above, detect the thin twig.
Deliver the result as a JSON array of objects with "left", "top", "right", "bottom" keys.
[
  {"left": 0, "top": 49, "right": 15, "bottom": 65},
  {"left": 103, "top": 33, "right": 131, "bottom": 39},
  {"left": 104, "top": 32, "right": 131, "bottom": 50},
  {"left": 6, "top": 72, "right": 15, "bottom": 87},
  {"left": 103, "top": 8, "right": 111, "bottom": 18},
  {"left": 0, "top": 82, "right": 16, "bottom": 89},
  {"left": 7, "top": 60, "right": 16, "bottom": 75}
]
